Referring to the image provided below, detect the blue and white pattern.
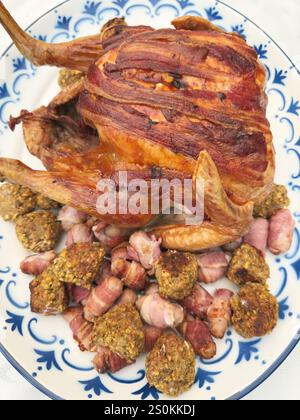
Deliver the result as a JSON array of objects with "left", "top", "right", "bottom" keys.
[{"left": 0, "top": 0, "right": 299, "bottom": 401}]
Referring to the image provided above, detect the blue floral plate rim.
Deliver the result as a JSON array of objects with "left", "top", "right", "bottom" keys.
[
  {"left": 0, "top": 0, "right": 299, "bottom": 401},
  {"left": 1, "top": 309, "right": 300, "bottom": 401},
  {"left": 218, "top": 0, "right": 300, "bottom": 76}
]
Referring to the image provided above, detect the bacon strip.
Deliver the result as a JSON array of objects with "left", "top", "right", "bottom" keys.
[
  {"left": 93, "top": 347, "right": 133, "bottom": 373},
  {"left": 129, "top": 232, "right": 162, "bottom": 271},
  {"left": 93, "top": 223, "right": 132, "bottom": 250},
  {"left": 143, "top": 325, "right": 164, "bottom": 352},
  {"left": 181, "top": 284, "right": 213, "bottom": 319},
  {"left": 136, "top": 290, "right": 184, "bottom": 329},
  {"left": 111, "top": 243, "right": 148, "bottom": 291},
  {"left": 64, "top": 307, "right": 96, "bottom": 352},
  {"left": 116, "top": 289, "right": 138, "bottom": 306},
  {"left": 70, "top": 286, "right": 90, "bottom": 305},
  {"left": 179, "top": 317, "right": 217, "bottom": 359},
  {"left": 268, "top": 209, "right": 295, "bottom": 255},
  {"left": 244, "top": 218, "right": 269, "bottom": 255},
  {"left": 197, "top": 251, "right": 229, "bottom": 284},
  {"left": 207, "top": 289, "right": 233, "bottom": 339},
  {"left": 58, "top": 206, "right": 89, "bottom": 232},
  {"left": 66, "top": 224, "right": 94, "bottom": 247},
  {"left": 20, "top": 251, "right": 57, "bottom": 276}
]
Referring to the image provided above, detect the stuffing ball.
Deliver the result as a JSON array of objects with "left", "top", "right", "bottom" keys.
[
  {"left": 155, "top": 251, "right": 198, "bottom": 300},
  {"left": 231, "top": 283, "right": 278, "bottom": 339},
  {"left": 92, "top": 304, "right": 144, "bottom": 361},
  {"left": 52, "top": 243, "right": 105, "bottom": 289},
  {"left": 15, "top": 210, "right": 62, "bottom": 252},
  {"left": 58, "top": 69, "right": 85, "bottom": 89},
  {"left": 227, "top": 243, "right": 270, "bottom": 286},
  {"left": 254, "top": 184, "right": 290, "bottom": 219},
  {"left": 36, "top": 194, "right": 61, "bottom": 210},
  {"left": 146, "top": 332, "right": 196, "bottom": 397},
  {"left": 30, "top": 268, "right": 68, "bottom": 315},
  {"left": 0, "top": 183, "right": 36, "bottom": 221}
]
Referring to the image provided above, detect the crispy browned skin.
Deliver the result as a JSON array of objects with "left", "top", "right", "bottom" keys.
[
  {"left": 172, "top": 16, "right": 223, "bottom": 32},
  {"left": 150, "top": 149, "right": 253, "bottom": 251},
  {"left": 0, "top": 1, "right": 101, "bottom": 71},
  {"left": 194, "top": 151, "right": 254, "bottom": 226},
  {"left": 0, "top": 3, "right": 151, "bottom": 72},
  {"left": 5, "top": 82, "right": 188, "bottom": 228},
  {"left": 151, "top": 221, "right": 249, "bottom": 252},
  {"left": 0, "top": 158, "right": 190, "bottom": 228},
  {"left": 9, "top": 80, "right": 99, "bottom": 169}
]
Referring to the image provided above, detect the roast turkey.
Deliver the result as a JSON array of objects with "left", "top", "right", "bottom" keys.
[{"left": 0, "top": 2, "right": 275, "bottom": 250}]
